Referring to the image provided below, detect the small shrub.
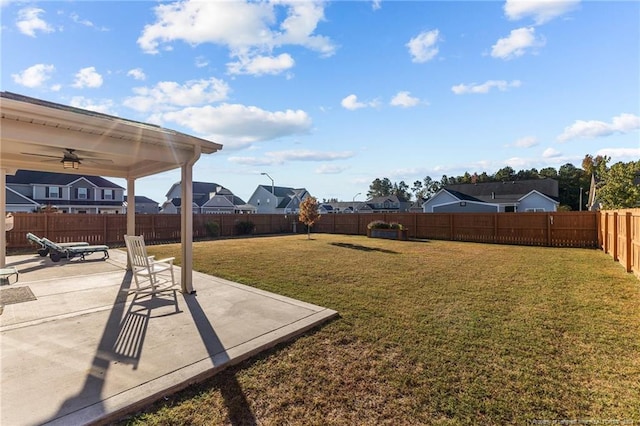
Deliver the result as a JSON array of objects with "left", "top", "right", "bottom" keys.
[
  {"left": 205, "top": 222, "right": 220, "bottom": 238},
  {"left": 389, "top": 222, "right": 404, "bottom": 230},
  {"left": 235, "top": 220, "right": 255, "bottom": 235},
  {"left": 367, "top": 220, "right": 391, "bottom": 230}
]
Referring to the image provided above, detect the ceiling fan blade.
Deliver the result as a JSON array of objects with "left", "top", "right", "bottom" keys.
[
  {"left": 20, "top": 152, "right": 61, "bottom": 159},
  {"left": 83, "top": 158, "right": 114, "bottom": 165}
]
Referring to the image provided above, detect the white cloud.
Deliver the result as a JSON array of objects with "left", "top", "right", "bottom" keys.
[
  {"left": 596, "top": 147, "right": 640, "bottom": 161},
  {"left": 557, "top": 113, "right": 640, "bottom": 142},
  {"left": 16, "top": 7, "right": 54, "bottom": 37},
  {"left": 491, "top": 27, "right": 544, "bottom": 60},
  {"left": 542, "top": 147, "right": 561, "bottom": 158},
  {"left": 69, "top": 12, "right": 107, "bottom": 31},
  {"left": 69, "top": 96, "right": 116, "bottom": 115},
  {"left": 127, "top": 68, "right": 146, "bottom": 81},
  {"left": 341, "top": 94, "right": 379, "bottom": 110},
  {"left": 137, "top": 0, "right": 335, "bottom": 76},
  {"left": 452, "top": 80, "right": 521, "bottom": 95},
  {"left": 162, "top": 103, "right": 312, "bottom": 149},
  {"left": 227, "top": 53, "right": 295, "bottom": 76},
  {"left": 124, "top": 77, "right": 230, "bottom": 112},
  {"left": 195, "top": 56, "right": 209, "bottom": 68},
  {"left": 316, "top": 164, "right": 348, "bottom": 174},
  {"left": 371, "top": 0, "right": 382, "bottom": 11},
  {"left": 12, "top": 63, "right": 54, "bottom": 88},
  {"left": 512, "top": 136, "right": 538, "bottom": 148},
  {"left": 406, "top": 29, "right": 440, "bottom": 63},
  {"left": 230, "top": 150, "right": 354, "bottom": 166},
  {"left": 390, "top": 91, "right": 420, "bottom": 108},
  {"left": 504, "top": 0, "right": 580, "bottom": 25},
  {"left": 72, "top": 67, "right": 103, "bottom": 88}
]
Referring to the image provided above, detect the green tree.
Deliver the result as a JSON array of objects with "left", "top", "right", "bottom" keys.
[
  {"left": 598, "top": 161, "right": 640, "bottom": 209},
  {"left": 367, "top": 177, "right": 393, "bottom": 198},
  {"left": 558, "top": 163, "right": 589, "bottom": 210},
  {"left": 494, "top": 166, "right": 516, "bottom": 182},
  {"left": 299, "top": 196, "right": 321, "bottom": 240},
  {"left": 516, "top": 168, "right": 539, "bottom": 180},
  {"left": 539, "top": 167, "right": 558, "bottom": 180},
  {"left": 392, "top": 180, "right": 411, "bottom": 201}
]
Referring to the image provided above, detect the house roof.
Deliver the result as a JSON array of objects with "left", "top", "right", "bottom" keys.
[
  {"left": 6, "top": 170, "right": 123, "bottom": 189},
  {"left": 367, "top": 195, "right": 408, "bottom": 204},
  {"left": 444, "top": 179, "right": 559, "bottom": 203},
  {"left": 124, "top": 195, "right": 158, "bottom": 204},
  {"left": 5, "top": 187, "right": 40, "bottom": 206}
]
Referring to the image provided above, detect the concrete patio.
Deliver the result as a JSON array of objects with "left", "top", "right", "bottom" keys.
[{"left": 0, "top": 249, "right": 338, "bottom": 425}]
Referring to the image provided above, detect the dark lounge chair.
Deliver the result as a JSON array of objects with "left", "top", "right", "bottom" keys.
[
  {"left": 26, "top": 232, "right": 89, "bottom": 257},
  {"left": 40, "top": 237, "right": 109, "bottom": 262}
]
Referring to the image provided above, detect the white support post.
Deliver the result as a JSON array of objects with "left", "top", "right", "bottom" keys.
[
  {"left": 181, "top": 146, "right": 200, "bottom": 294},
  {"left": 1, "top": 168, "right": 6, "bottom": 267},
  {"left": 126, "top": 178, "right": 136, "bottom": 270}
]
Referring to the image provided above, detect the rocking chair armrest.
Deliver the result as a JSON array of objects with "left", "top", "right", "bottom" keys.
[{"left": 154, "top": 257, "right": 175, "bottom": 265}]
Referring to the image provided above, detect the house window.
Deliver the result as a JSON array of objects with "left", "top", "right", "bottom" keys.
[
  {"left": 48, "top": 187, "right": 60, "bottom": 198},
  {"left": 103, "top": 189, "right": 113, "bottom": 200},
  {"left": 78, "top": 188, "right": 88, "bottom": 199},
  {"left": 525, "top": 208, "right": 545, "bottom": 212}
]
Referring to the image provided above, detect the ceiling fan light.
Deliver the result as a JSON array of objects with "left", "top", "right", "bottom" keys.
[{"left": 62, "top": 159, "right": 80, "bottom": 169}]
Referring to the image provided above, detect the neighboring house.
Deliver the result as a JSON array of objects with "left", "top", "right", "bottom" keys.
[
  {"left": 5, "top": 187, "right": 40, "bottom": 212},
  {"left": 423, "top": 179, "right": 559, "bottom": 213},
  {"left": 362, "top": 195, "right": 412, "bottom": 213},
  {"left": 318, "top": 201, "right": 364, "bottom": 214},
  {"left": 319, "top": 196, "right": 411, "bottom": 213},
  {"left": 247, "top": 185, "right": 311, "bottom": 214},
  {"left": 123, "top": 195, "right": 159, "bottom": 214},
  {"left": 5, "top": 170, "right": 125, "bottom": 214},
  {"left": 161, "top": 181, "right": 254, "bottom": 214}
]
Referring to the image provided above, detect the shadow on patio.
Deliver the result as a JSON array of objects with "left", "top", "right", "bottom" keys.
[{"left": 0, "top": 250, "right": 337, "bottom": 425}]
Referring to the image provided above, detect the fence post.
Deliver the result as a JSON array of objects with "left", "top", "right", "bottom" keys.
[
  {"left": 493, "top": 213, "right": 498, "bottom": 244},
  {"left": 103, "top": 214, "right": 107, "bottom": 244},
  {"left": 449, "top": 214, "right": 454, "bottom": 241},
  {"left": 625, "top": 212, "right": 632, "bottom": 272},
  {"left": 44, "top": 213, "right": 48, "bottom": 237},
  {"left": 596, "top": 211, "right": 602, "bottom": 248},
  {"left": 546, "top": 213, "right": 552, "bottom": 246},
  {"left": 603, "top": 212, "right": 609, "bottom": 254},
  {"left": 612, "top": 212, "right": 619, "bottom": 261}
]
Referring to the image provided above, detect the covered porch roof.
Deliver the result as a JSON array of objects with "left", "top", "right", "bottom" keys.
[{"left": 0, "top": 91, "right": 223, "bottom": 292}]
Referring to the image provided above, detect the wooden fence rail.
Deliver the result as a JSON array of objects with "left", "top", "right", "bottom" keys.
[
  {"left": 5, "top": 209, "right": 638, "bottom": 279},
  {"left": 6, "top": 211, "right": 599, "bottom": 249}
]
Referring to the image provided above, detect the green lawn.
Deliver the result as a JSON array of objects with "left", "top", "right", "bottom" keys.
[{"left": 122, "top": 234, "right": 640, "bottom": 425}]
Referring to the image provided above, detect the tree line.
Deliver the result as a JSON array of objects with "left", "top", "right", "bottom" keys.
[{"left": 365, "top": 155, "right": 639, "bottom": 210}]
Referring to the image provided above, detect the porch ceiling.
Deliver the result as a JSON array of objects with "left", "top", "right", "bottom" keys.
[{"left": 0, "top": 92, "right": 222, "bottom": 179}]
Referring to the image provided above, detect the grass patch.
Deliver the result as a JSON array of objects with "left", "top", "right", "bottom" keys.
[{"left": 121, "top": 234, "right": 640, "bottom": 425}]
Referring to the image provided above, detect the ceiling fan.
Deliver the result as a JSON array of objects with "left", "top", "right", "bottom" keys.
[{"left": 20, "top": 148, "right": 114, "bottom": 170}]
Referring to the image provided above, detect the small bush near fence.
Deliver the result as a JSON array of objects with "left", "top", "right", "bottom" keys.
[
  {"left": 204, "top": 222, "right": 220, "bottom": 238},
  {"left": 235, "top": 220, "right": 255, "bottom": 236},
  {"left": 367, "top": 220, "right": 404, "bottom": 230}
]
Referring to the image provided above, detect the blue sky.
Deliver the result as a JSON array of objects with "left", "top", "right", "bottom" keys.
[{"left": 2, "top": 0, "right": 639, "bottom": 204}]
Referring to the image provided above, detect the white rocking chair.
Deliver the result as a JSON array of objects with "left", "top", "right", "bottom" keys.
[{"left": 124, "top": 235, "right": 176, "bottom": 294}]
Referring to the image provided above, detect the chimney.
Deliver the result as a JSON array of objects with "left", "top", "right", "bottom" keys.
[{"left": 491, "top": 192, "right": 495, "bottom": 199}]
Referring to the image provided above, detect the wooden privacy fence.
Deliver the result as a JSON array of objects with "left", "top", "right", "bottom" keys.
[
  {"left": 4, "top": 213, "right": 298, "bottom": 250},
  {"left": 6, "top": 211, "right": 599, "bottom": 251},
  {"left": 313, "top": 211, "right": 599, "bottom": 248},
  {"left": 599, "top": 209, "right": 640, "bottom": 279}
]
